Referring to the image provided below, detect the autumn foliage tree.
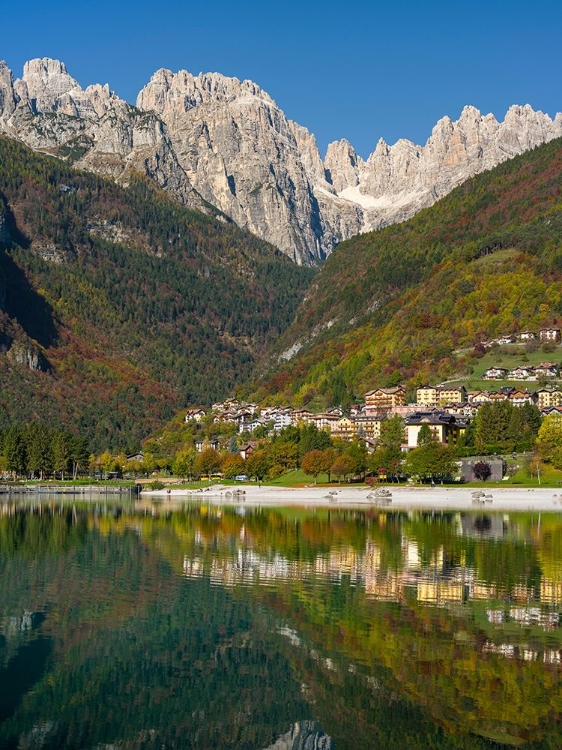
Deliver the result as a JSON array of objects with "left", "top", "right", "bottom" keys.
[
  {"left": 331, "top": 454, "right": 357, "bottom": 482},
  {"left": 302, "top": 450, "right": 327, "bottom": 483}
]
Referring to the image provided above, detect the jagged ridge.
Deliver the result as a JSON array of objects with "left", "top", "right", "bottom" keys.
[{"left": 1, "top": 57, "right": 561, "bottom": 263}]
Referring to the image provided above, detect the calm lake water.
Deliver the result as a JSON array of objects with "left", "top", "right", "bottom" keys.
[{"left": 1, "top": 498, "right": 562, "bottom": 749}]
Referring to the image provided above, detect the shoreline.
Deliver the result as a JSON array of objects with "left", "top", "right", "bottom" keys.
[{"left": 140, "top": 484, "right": 562, "bottom": 511}]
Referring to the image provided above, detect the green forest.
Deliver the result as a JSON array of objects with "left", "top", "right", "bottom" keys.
[{"left": 0, "top": 137, "right": 314, "bottom": 451}]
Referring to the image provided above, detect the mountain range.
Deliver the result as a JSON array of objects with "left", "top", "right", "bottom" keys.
[{"left": 1, "top": 58, "right": 561, "bottom": 263}]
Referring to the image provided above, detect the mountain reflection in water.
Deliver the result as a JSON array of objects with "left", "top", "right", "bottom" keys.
[{"left": 0, "top": 499, "right": 561, "bottom": 749}]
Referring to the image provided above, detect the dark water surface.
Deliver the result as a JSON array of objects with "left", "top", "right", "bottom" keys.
[{"left": 1, "top": 498, "right": 562, "bottom": 749}]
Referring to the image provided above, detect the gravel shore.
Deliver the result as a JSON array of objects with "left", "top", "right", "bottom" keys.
[{"left": 141, "top": 484, "right": 562, "bottom": 511}]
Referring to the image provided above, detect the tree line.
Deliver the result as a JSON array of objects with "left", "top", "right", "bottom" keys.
[{"left": 0, "top": 423, "right": 90, "bottom": 480}]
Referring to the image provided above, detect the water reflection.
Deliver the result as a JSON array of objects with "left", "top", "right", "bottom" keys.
[{"left": 1, "top": 499, "right": 562, "bottom": 748}]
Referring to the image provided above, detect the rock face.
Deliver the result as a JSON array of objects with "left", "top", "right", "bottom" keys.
[
  {"left": 137, "top": 69, "right": 362, "bottom": 262},
  {"left": 262, "top": 721, "right": 332, "bottom": 750},
  {"left": 1, "top": 58, "right": 561, "bottom": 263},
  {"left": 331, "top": 104, "right": 562, "bottom": 232},
  {"left": 6, "top": 341, "right": 50, "bottom": 371},
  {"left": 0, "top": 58, "right": 205, "bottom": 211}
]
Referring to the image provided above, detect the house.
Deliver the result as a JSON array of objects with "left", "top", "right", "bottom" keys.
[
  {"left": 308, "top": 413, "right": 340, "bottom": 432},
  {"left": 442, "top": 402, "right": 476, "bottom": 417},
  {"left": 290, "top": 409, "right": 313, "bottom": 425},
  {"left": 536, "top": 389, "right": 562, "bottom": 409},
  {"left": 272, "top": 410, "right": 292, "bottom": 431},
  {"left": 496, "top": 335, "right": 516, "bottom": 345},
  {"left": 540, "top": 328, "right": 561, "bottom": 342},
  {"left": 405, "top": 410, "right": 468, "bottom": 449},
  {"left": 353, "top": 415, "right": 382, "bottom": 440},
  {"left": 333, "top": 417, "right": 355, "bottom": 438},
  {"left": 508, "top": 390, "right": 538, "bottom": 407},
  {"left": 541, "top": 405, "right": 562, "bottom": 417},
  {"left": 535, "top": 362, "right": 559, "bottom": 378},
  {"left": 482, "top": 367, "right": 508, "bottom": 380},
  {"left": 239, "top": 418, "right": 266, "bottom": 434},
  {"left": 126, "top": 451, "right": 144, "bottom": 462},
  {"left": 487, "top": 391, "right": 508, "bottom": 402},
  {"left": 416, "top": 385, "right": 438, "bottom": 407},
  {"left": 364, "top": 386, "right": 406, "bottom": 411},
  {"left": 238, "top": 443, "right": 256, "bottom": 460},
  {"left": 185, "top": 408, "right": 206, "bottom": 423},
  {"left": 508, "top": 366, "right": 535, "bottom": 380},
  {"left": 437, "top": 385, "right": 466, "bottom": 404},
  {"left": 469, "top": 391, "right": 492, "bottom": 404},
  {"left": 327, "top": 407, "right": 344, "bottom": 417},
  {"left": 212, "top": 398, "right": 240, "bottom": 412},
  {"left": 518, "top": 331, "right": 537, "bottom": 341},
  {"left": 195, "top": 438, "right": 220, "bottom": 453},
  {"left": 349, "top": 404, "right": 364, "bottom": 416}
]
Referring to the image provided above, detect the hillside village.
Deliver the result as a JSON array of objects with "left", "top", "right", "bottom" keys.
[{"left": 181, "top": 329, "right": 562, "bottom": 456}]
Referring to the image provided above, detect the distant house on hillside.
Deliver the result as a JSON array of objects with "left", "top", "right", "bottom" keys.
[
  {"left": 185, "top": 408, "right": 206, "bottom": 423},
  {"left": 195, "top": 438, "right": 220, "bottom": 453},
  {"left": 537, "top": 389, "right": 562, "bottom": 409},
  {"left": 468, "top": 391, "right": 491, "bottom": 404},
  {"left": 518, "top": 331, "right": 536, "bottom": 341},
  {"left": 239, "top": 418, "right": 266, "bottom": 434},
  {"left": 239, "top": 443, "right": 256, "bottom": 460},
  {"left": 482, "top": 367, "right": 508, "bottom": 380},
  {"left": 496, "top": 335, "right": 516, "bottom": 346},
  {"left": 364, "top": 386, "right": 406, "bottom": 411},
  {"left": 535, "top": 362, "right": 559, "bottom": 378},
  {"left": 508, "top": 390, "right": 538, "bottom": 407},
  {"left": 540, "top": 328, "right": 561, "bottom": 342},
  {"left": 416, "top": 385, "right": 438, "bottom": 407},
  {"left": 437, "top": 385, "right": 466, "bottom": 404},
  {"left": 508, "top": 366, "right": 535, "bottom": 380}
]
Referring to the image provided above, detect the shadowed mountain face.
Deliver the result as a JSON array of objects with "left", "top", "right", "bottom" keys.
[
  {"left": 1, "top": 58, "right": 561, "bottom": 263},
  {"left": 0, "top": 137, "right": 314, "bottom": 450}
]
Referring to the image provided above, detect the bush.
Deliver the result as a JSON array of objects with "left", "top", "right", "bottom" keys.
[
  {"left": 473, "top": 461, "right": 492, "bottom": 481},
  {"left": 148, "top": 479, "right": 165, "bottom": 490}
]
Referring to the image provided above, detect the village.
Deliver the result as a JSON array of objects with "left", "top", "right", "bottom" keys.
[{"left": 185, "top": 325, "right": 562, "bottom": 455}]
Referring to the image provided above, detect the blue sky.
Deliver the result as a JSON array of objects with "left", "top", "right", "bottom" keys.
[{"left": 5, "top": 0, "right": 562, "bottom": 157}]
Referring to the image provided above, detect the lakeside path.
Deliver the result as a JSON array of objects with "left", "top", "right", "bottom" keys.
[{"left": 141, "top": 485, "right": 562, "bottom": 511}]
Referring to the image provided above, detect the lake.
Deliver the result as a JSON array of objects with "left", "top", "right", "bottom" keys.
[{"left": 1, "top": 497, "right": 562, "bottom": 748}]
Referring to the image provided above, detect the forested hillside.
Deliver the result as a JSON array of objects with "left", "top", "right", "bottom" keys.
[
  {"left": 0, "top": 137, "right": 315, "bottom": 450},
  {"left": 252, "top": 137, "right": 562, "bottom": 407}
]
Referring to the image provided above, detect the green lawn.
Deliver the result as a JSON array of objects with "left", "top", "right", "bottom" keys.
[{"left": 471, "top": 249, "right": 520, "bottom": 267}]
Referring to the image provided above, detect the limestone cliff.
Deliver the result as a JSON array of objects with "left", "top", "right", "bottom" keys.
[
  {"left": 1, "top": 58, "right": 561, "bottom": 263},
  {"left": 0, "top": 58, "right": 205, "bottom": 211},
  {"left": 328, "top": 104, "right": 562, "bottom": 232}
]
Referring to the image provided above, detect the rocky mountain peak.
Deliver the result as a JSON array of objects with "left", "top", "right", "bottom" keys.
[
  {"left": 324, "top": 139, "right": 361, "bottom": 192},
  {"left": 1, "top": 56, "right": 561, "bottom": 263},
  {"left": 0, "top": 61, "right": 16, "bottom": 117},
  {"left": 19, "top": 57, "right": 80, "bottom": 113},
  {"left": 0, "top": 59, "right": 204, "bottom": 212},
  {"left": 138, "top": 68, "right": 276, "bottom": 114}
]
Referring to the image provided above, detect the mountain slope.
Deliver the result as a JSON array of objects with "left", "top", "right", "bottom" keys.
[
  {"left": 251, "top": 137, "right": 562, "bottom": 406},
  {"left": 1, "top": 58, "right": 560, "bottom": 263},
  {"left": 0, "top": 137, "right": 314, "bottom": 450}
]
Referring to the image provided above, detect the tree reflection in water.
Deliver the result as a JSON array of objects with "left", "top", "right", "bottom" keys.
[{"left": 0, "top": 500, "right": 561, "bottom": 748}]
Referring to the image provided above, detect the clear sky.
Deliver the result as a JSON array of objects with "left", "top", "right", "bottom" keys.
[{"left": 4, "top": 0, "right": 562, "bottom": 158}]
